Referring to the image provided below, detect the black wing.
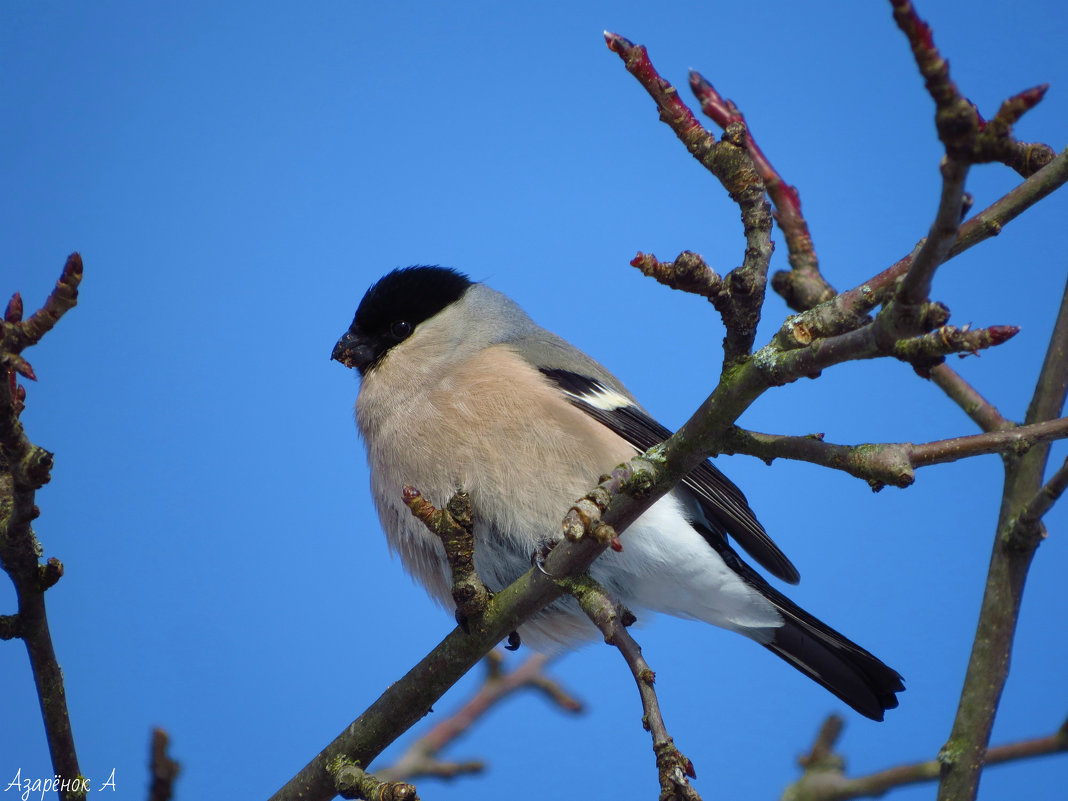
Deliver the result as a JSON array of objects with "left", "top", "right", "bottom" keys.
[{"left": 540, "top": 367, "right": 801, "bottom": 585}]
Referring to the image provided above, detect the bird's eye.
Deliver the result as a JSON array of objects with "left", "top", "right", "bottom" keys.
[{"left": 390, "top": 320, "right": 413, "bottom": 340}]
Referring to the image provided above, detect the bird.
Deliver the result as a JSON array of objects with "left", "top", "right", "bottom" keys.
[{"left": 332, "top": 265, "right": 904, "bottom": 721}]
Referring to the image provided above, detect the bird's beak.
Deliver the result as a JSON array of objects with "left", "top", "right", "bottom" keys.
[{"left": 331, "top": 330, "right": 375, "bottom": 373}]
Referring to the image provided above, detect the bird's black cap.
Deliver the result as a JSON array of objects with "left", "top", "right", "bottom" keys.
[
  {"left": 332, "top": 266, "right": 472, "bottom": 374},
  {"left": 354, "top": 266, "right": 471, "bottom": 337}
]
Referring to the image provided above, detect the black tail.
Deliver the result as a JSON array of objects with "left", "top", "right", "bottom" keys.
[
  {"left": 696, "top": 524, "right": 904, "bottom": 720},
  {"left": 761, "top": 586, "right": 904, "bottom": 721}
]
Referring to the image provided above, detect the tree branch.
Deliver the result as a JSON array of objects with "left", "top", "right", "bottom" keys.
[
  {"left": 896, "top": 157, "right": 969, "bottom": 307},
  {"left": 937, "top": 265, "right": 1068, "bottom": 801},
  {"left": 772, "top": 148, "right": 1068, "bottom": 350},
  {"left": 909, "top": 417, "right": 1068, "bottom": 468},
  {"left": 686, "top": 70, "right": 835, "bottom": 313},
  {"left": 631, "top": 251, "right": 724, "bottom": 303},
  {"left": 928, "top": 363, "right": 1015, "bottom": 433},
  {"left": 563, "top": 574, "right": 700, "bottom": 801},
  {"left": 766, "top": 316, "right": 1016, "bottom": 387},
  {"left": 147, "top": 729, "right": 180, "bottom": 801},
  {"left": 375, "top": 652, "right": 582, "bottom": 784},
  {"left": 604, "top": 32, "right": 773, "bottom": 367},
  {"left": 785, "top": 713, "right": 1068, "bottom": 801},
  {"left": 949, "top": 147, "right": 1068, "bottom": 256},
  {"left": 890, "top": 0, "right": 1052, "bottom": 172},
  {"left": 1, "top": 253, "right": 85, "bottom": 801},
  {"left": 721, "top": 417, "right": 1068, "bottom": 490},
  {"left": 331, "top": 761, "right": 417, "bottom": 801},
  {"left": 1012, "top": 455, "right": 1068, "bottom": 536},
  {"left": 402, "top": 488, "right": 491, "bottom": 624},
  {"left": 1, "top": 253, "right": 82, "bottom": 360}
]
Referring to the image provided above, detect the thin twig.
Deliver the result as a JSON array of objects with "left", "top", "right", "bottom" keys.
[
  {"left": 376, "top": 652, "right": 582, "bottom": 783},
  {"left": 147, "top": 729, "right": 180, "bottom": 801},
  {"left": 1013, "top": 456, "right": 1068, "bottom": 535},
  {"left": 722, "top": 417, "right": 1068, "bottom": 490},
  {"left": 331, "top": 761, "right": 417, "bottom": 801},
  {"left": 1, "top": 253, "right": 82, "bottom": 358},
  {"left": 772, "top": 148, "right": 1068, "bottom": 350},
  {"left": 604, "top": 32, "right": 773, "bottom": 366},
  {"left": 1, "top": 253, "right": 84, "bottom": 801},
  {"left": 928, "top": 363, "right": 1015, "bottom": 433},
  {"left": 402, "top": 488, "right": 491, "bottom": 623},
  {"left": 887, "top": 0, "right": 1052, "bottom": 367},
  {"left": 688, "top": 70, "right": 835, "bottom": 312},
  {"left": 631, "top": 251, "right": 724, "bottom": 302},
  {"left": 951, "top": 148, "right": 1068, "bottom": 255},
  {"left": 897, "top": 157, "right": 969, "bottom": 307},
  {"left": 564, "top": 574, "right": 700, "bottom": 801},
  {"left": 909, "top": 417, "right": 1068, "bottom": 468},
  {"left": 785, "top": 714, "right": 1068, "bottom": 801},
  {"left": 764, "top": 318, "right": 1016, "bottom": 388},
  {"left": 797, "top": 715, "right": 845, "bottom": 772},
  {"left": 890, "top": 0, "right": 977, "bottom": 158}
]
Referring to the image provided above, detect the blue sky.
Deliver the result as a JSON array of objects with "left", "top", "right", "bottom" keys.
[{"left": 2, "top": 1, "right": 1066, "bottom": 799}]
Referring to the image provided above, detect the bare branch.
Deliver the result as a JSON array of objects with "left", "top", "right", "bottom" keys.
[
  {"left": 765, "top": 317, "right": 1016, "bottom": 387},
  {"left": 950, "top": 147, "right": 1068, "bottom": 256},
  {"left": 604, "top": 32, "right": 772, "bottom": 366},
  {"left": 937, "top": 260, "right": 1068, "bottom": 801},
  {"left": 796, "top": 715, "right": 845, "bottom": 772},
  {"left": 1, "top": 253, "right": 82, "bottom": 362},
  {"left": 890, "top": 0, "right": 1052, "bottom": 172},
  {"left": 403, "top": 488, "right": 491, "bottom": 623},
  {"left": 775, "top": 148, "right": 1068, "bottom": 351},
  {"left": 984, "top": 85, "right": 1056, "bottom": 176},
  {"left": 376, "top": 652, "right": 582, "bottom": 784},
  {"left": 564, "top": 574, "right": 700, "bottom": 801},
  {"left": 1013, "top": 456, "right": 1068, "bottom": 536},
  {"left": 897, "top": 157, "right": 969, "bottom": 307},
  {"left": 909, "top": 417, "right": 1068, "bottom": 468},
  {"left": 890, "top": 0, "right": 976, "bottom": 156},
  {"left": 147, "top": 729, "right": 180, "bottom": 801},
  {"left": 723, "top": 429, "right": 913, "bottom": 489},
  {"left": 331, "top": 761, "right": 417, "bottom": 801},
  {"left": 722, "top": 417, "right": 1068, "bottom": 490},
  {"left": 631, "top": 251, "right": 723, "bottom": 302},
  {"left": 688, "top": 70, "right": 835, "bottom": 313},
  {"left": 1026, "top": 275, "right": 1068, "bottom": 433},
  {"left": 928, "top": 363, "right": 1015, "bottom": 433},
  {"left": 785, "top": 714, "right": 1068, "bottom": 801},
  {"left": 1, "top": 253, "right": 85, "bottom": 800},
  {"left": 885, "top": 0, "right": 1055, "bottom": 387}
]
